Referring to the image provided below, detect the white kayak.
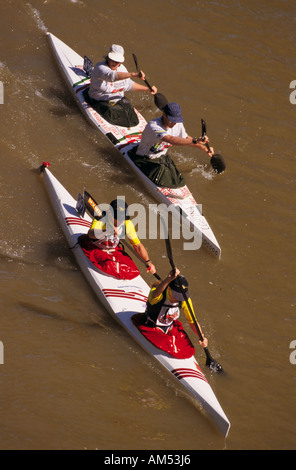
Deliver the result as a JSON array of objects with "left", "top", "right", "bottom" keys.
[
  {"left": 40, "top": 162, "right": 230, "bottom": 437},
  {"left": 46, "top": 32, "right": 221, "bottom": 258}
]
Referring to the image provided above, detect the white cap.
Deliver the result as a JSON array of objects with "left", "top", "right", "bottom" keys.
[{"left": 107, "top": 44, "right": 124, "bottom": 63}]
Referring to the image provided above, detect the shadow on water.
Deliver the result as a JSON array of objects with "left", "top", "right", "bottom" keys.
[
  {"left": 46, "top": 86, "right": 80, "bottom": 117},
  {"left": 19, "top": 300, "right": 106, "bottom": 330}
]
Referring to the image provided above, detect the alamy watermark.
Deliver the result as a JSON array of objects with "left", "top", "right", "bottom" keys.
[
  {"left": 0, "top": 81, "right": 3, "bottom": 104},
  {"left": 289, "top": 80, "right": 296, "bottom": 104},
  {"left": 91, "top": 199, "right": 203, "bottom": 251},
  {"left": 0, "top": 341, "right": 3, "bottom": 365},
  {"left": 290, "top": 340, "right": 296, "bottom": 365}
]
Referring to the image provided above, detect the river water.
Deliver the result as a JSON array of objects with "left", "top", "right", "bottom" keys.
[{"left": 0, "top": 0, "right": 295, "bottom": 451}]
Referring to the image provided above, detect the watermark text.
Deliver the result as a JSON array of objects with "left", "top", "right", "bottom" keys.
[
  {"left": 0, "top": 81, "right": 3, "bottom": 104},
  {"left": 290, "top": 340, "right": 296, "bottom": 365},
  {"left": 94, "top": 199, "right": 203, "bottom": 251},
  {"left": 289, "top": 80, "right": 296, "bottom": 104},
  {"left": 0, "top": 341, "right": 3, "bottom": 364}
]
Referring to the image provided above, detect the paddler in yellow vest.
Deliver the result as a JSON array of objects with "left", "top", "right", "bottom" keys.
[
  {"left": 138, "top": 267, "right": 208, "bottom": 358},
  {"left": 82, "top": 198, "right": 156, "bottom": 279}
]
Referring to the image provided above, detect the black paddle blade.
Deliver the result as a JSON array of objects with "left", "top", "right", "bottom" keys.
[
  {"left": 201, "top": 118, "right": 226, "bottom": 174},
  {"left": 205, "top": 348, "right": 223, "bottom": 373},
  {"left": 132, "top": 53, "right": 139, "bottom": 72},
  {"left": 210, "top": 154, "right": 226, "bottom": 174},
  {"left": 201, "top": 118, "right": 207, "bottom": 138},
  {"left": 154, "top": 92, "right": 168, "bottom": 110}
]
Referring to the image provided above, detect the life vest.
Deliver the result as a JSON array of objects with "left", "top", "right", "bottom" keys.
[
  {"left": 145, "top": 288, "right": 181, "bottom": 329},
  {"left": 90, "top": 220, "right": 126, "bottom": 251},
  {"left": 91, "top": 232, "right": 120, "bottom": 250}
]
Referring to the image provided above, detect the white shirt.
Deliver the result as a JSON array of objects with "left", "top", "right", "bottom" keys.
[
  {"left": 89, "top": 61, "right": 134, "bottom": 102},
  {"left": 137, "top": 117, "right": 188, "bottom": 159}
]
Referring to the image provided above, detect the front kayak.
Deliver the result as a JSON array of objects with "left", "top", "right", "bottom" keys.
[
  {"left": 46, "top": 32, "right": 221, "bottom": 258},
  {"left": 40, "top": 162, "right": 230, "bottom": 437}
]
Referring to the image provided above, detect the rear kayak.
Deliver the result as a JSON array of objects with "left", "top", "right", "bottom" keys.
[
  {"left": 46, "top": 32, "right": 221, "bottom": 258},
  {"left": 40, "top": 162, "right": 230, "bottom": 437}
]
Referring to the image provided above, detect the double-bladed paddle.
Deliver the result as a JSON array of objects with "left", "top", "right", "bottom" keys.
[
  {"left": 161, "top": 216, "right": 223, "bottom": 373},
  {"left": 201, "top": 119, "right": 226, "bottom": 174},
  {"left": 132, "top": 53, "right": 168, "bottom": 110}
]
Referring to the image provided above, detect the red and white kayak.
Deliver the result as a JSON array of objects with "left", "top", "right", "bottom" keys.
[
  {"left": 40, "top": 162, "right": 230, "bottom": 437},
  {"left": 46, "top": 32, "right": 221, "bottom": 258}
]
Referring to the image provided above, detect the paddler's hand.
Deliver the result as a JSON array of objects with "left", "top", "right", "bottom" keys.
[
  {"left": 138, "top": 69, "right": 146, "bottom": 80},
  {"left": 146, "top": 261, "right": 156, "bottom": 274},
  {"left": 206, "top": 146, "right": 214, "bottom": 157},
  {"left": 167, "top": 267, "right": 180, "bottom": 281},
  {"left": 198, "top": 337, "right": 208, "bottom": 348},
  {"left": 149, "top": 85, "right": 157, "bottom": 95},
  {"left": 200, "top": 134, "right": 214, "bottom": 157}
]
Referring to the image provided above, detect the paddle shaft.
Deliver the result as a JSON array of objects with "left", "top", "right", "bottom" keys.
[
  {"left": 164, "top": 234, "right": 205, "bottom": 343},
  {"left": 162, "top": 217, "right": 223, "bottom": 371},
  {"left": 201, "top": 118, "right": 211, "bottom": 152},
  {"left": 132, "top": 53, "right": 153, "bottom": 91}
]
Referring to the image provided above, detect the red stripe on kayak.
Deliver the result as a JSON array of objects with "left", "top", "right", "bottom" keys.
[
  {"left": 65, "top": 217, "right": 91, "bottom": 227},
  {"left": 171, "top": 368, "right": 208, "bottom": 383},
  {"left": 102, "top": 288, "right": 148, "bottom": 303}
]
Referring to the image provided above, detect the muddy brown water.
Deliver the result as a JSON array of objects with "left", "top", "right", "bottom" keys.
[{"left": 0, "top": 0, "right": 295, "bottom": 450}]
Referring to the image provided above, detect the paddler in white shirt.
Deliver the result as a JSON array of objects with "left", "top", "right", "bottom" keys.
[
  {"left": 88, "top": 44, "right": 157, "bottom": 127},
  {"left": 131, "top": 102, "right": 214, "bottom": 188}
]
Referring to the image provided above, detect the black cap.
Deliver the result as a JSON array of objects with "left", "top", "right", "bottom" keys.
[{"left": 109, "top": 198, "right": 130, "bottom": 220}]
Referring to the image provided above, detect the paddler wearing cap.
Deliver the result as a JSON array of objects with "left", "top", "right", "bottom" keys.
[
  {"left": 88, "top": 44, "right": 157, "bottom": 127},
  {"left": 80, "top": 197, "right": 156, "bottom": 279},
  {"left": 130, "top": 102, "right": 214, "bottom": 188},
  {"left": 145, "top": 267, "right": 208, "bottom": 348}
]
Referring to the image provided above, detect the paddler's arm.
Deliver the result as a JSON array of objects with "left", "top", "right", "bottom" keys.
[
  {"left": 87, "top": 219, "right": 106, "bottom": 240},
  {"left": 126, "top": 220, "right": 156, "bottom": 274},
  {"left": 182, "top": 299, "right": 208, "bottom": 348},
  {"left": 162, "top": 134, "right": 214, "bottom": 157},
  {"left": 115, "top": 70, "right": 157, "bottom": 94},
  {"left": 150, "top": 268, "right": 179, "bottom": 298},
  {"left": 133, "top": 242, "right": 156, "bottom": 274}
]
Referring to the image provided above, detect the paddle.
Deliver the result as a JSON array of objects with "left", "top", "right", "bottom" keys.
[
  {"left": 132, "top": 53, "right": 168, "bottom": 110},
  {"left": 201, "top": 119, "right": 226, "bottom": 174},
  {"left": 80, "top": 191, "right": 161, "bottom": 280},
  {"left": 161, "top": 216, "right": 223, "bottom": 373}
]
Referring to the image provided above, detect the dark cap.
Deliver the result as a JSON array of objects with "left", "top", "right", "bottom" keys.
[
  {"left": 170, "top": 275, "right": 188, "bottom": 293},
  {"left": 109, "top": 198, "right": 130, "bottom": 220},
  {"left": 163, "top": 102, "right": 184, "bottom": 123}
]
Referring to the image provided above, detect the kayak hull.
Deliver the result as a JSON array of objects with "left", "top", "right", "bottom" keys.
[
  {"left": 41, "top": 163, "right": 230, "bottom": 437},
  {"left": 46, "top": 32, "right": 221, "bottom": 258}
]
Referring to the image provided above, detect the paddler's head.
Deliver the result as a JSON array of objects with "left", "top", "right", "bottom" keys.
[
  {"left": 162, "top": 102, "right": 184, "bottom": 128},
  {"left": 169, "top": 275, "right": 189, "bottom": 301},
  {"left": 109, "top": 198, "right": 130, "bottom": 228},
  {"left": 106, "top": 44, "right": 125, "bottom": 70}
]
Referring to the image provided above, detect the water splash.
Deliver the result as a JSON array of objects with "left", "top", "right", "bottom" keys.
[{"left": 26, "top": 3, "right": 48, "bottom": 33}]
